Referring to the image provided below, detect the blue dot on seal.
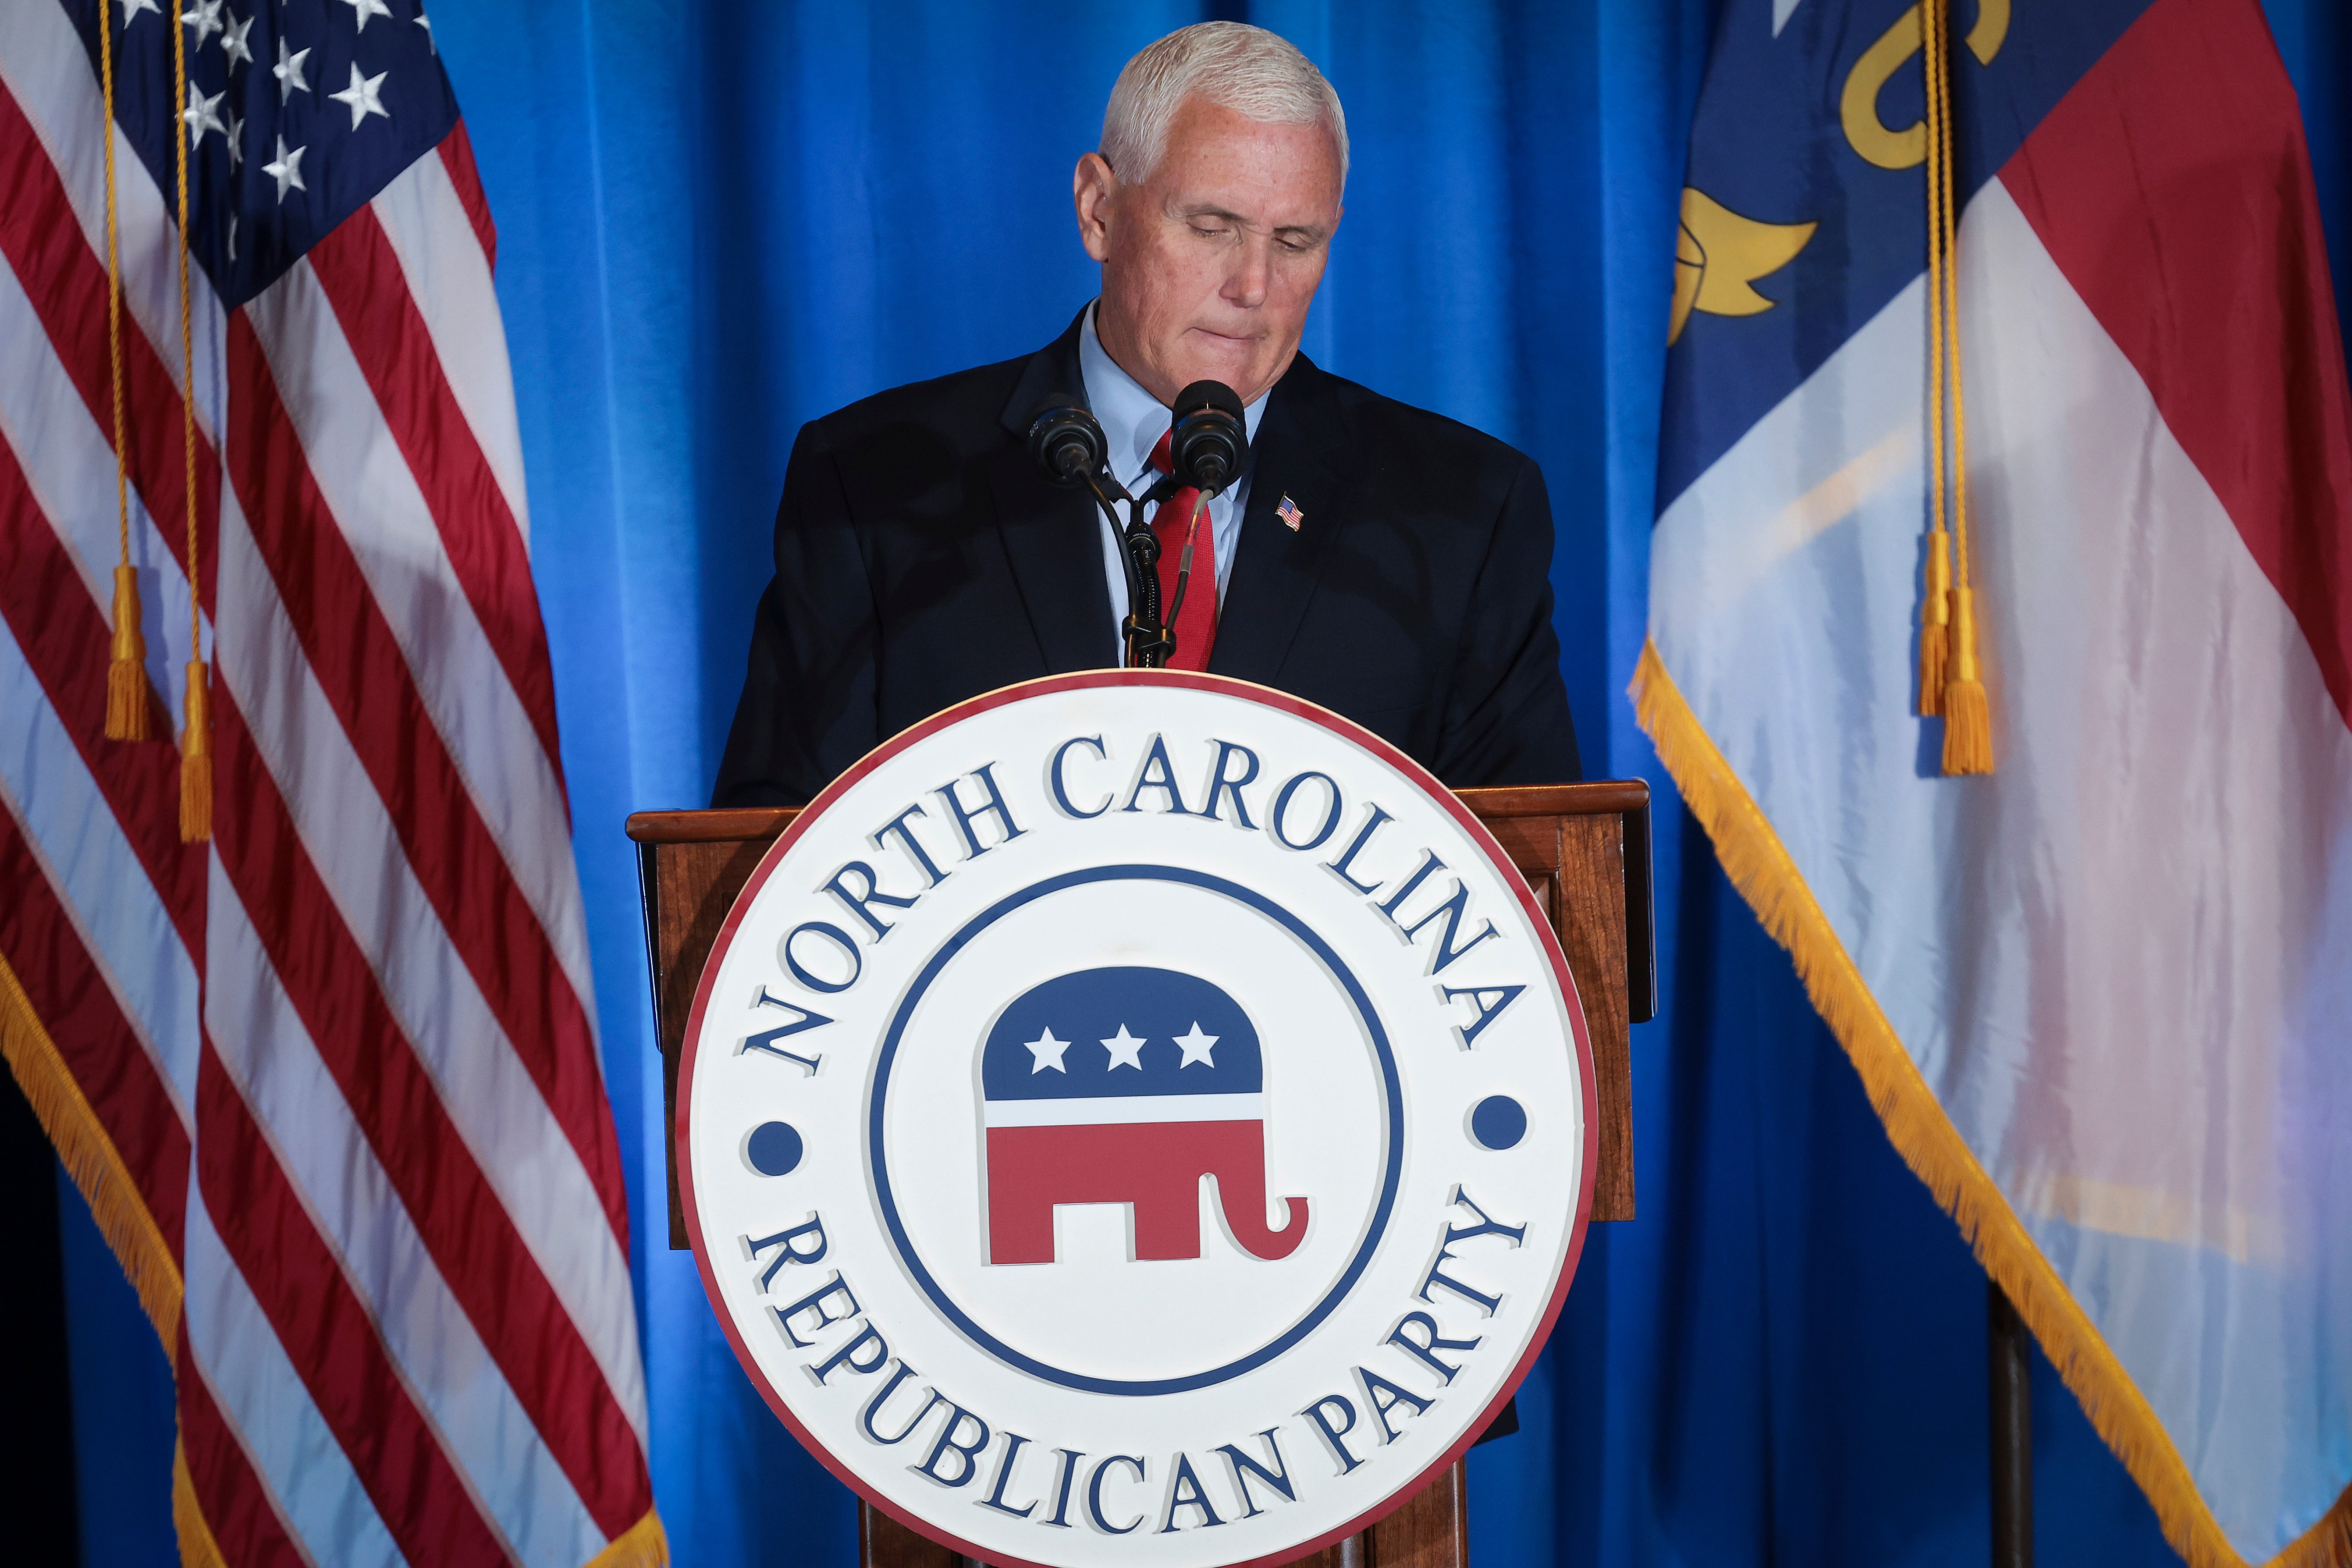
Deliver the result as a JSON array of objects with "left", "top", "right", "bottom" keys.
[
  {"left": 746, "top": 1121, "right": 803, "bottom": 1177},
  {"left": 1470, "top": 1095, "right": 1527, "bottom": 1151}
]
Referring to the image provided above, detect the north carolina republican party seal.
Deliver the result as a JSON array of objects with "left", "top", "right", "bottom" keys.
[{"left": 679, "top": 671, "right": 1595, "bottom": 1568}]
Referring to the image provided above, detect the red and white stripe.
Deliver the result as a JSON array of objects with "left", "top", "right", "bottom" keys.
[{"left": 0, "top": 0, "right": 659, "bottom": 1561}]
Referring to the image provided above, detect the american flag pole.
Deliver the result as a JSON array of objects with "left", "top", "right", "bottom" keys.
[{"left": 0, "top": 1, "right": 664, "bottom": 1562}]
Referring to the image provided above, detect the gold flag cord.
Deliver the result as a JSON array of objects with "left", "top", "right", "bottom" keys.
[
  {"left": 1922, "top": 0, "right": 1993, "bottom": 772},
  {"left": 169, "top": 5, "right": 210, "bottom": 840},
  {"left": 99, "top": 1, "right": 151, "bottom": 741},
  {"left": 1916, "top": 0, "right": 1952, "bottom": 717}
]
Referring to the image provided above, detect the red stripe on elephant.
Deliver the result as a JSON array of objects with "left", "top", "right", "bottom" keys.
[{"left": 986, "top": 1120, "right": 1308, "bottom": 1264}]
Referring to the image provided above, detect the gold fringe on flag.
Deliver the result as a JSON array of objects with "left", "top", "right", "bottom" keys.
[
  {"left": 585, "top": 1509, "right": 672, "bottom": 1568},
  {"left": 1631, "top": 641, "right": 2350, "bottom": 1568},
  {"left": 168, "top": 0, "right": 210, "bottom": 839},
  {"left": 171, "top": 1441, "right": 230, "bottom": 1568},
  {"left": 0, "top": 949, "right": 181, "bottom": 1347},
  {"left": 98, "top": 0, "right": 152, "bottom": 740},
  {"left": 1922, "top": 0, "right": 1993, "bottom": 771}
]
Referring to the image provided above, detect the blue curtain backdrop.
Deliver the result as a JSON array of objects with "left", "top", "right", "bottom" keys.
[{"left": 51, "top": 3, "right": 2352, "bottom": 1564}]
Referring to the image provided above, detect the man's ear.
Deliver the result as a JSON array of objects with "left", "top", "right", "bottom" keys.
[{"left": 1073, "top": 152, "right": 1118, "bottom": 264}]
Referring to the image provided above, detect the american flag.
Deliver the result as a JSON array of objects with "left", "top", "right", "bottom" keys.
[{"left": 0, "top": 1, "right": 661, "bottom": 1564}]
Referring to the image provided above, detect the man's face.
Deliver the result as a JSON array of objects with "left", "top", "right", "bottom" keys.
[{"left": 1076, "top": 95, "right": 1343, "bottom": 408}]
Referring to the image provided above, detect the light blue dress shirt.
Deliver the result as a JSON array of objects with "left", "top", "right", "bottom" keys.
[{"left": 1078, "top": 303, "right": 1268, "bottom": 664}]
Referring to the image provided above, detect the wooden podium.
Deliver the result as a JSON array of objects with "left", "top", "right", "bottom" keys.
[{"left": 628, "top": 780, "right": 1653, "bottom": 1568}]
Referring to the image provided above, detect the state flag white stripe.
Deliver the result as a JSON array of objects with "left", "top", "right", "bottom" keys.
[
  {"left": 0, "top": 618, "right": 198, "bottom": 1125},
  {"left": 983, "top": 1092, "right": 1269, "bottom": 1127},
  {"left": 213, "top": 481, "right": 649, "bottom": 1440},
  {"left": 203, "top": 858, "right": 609, "bottom": 1568},
  {"left": 182, "top": 1196, "right": 399, "bottom": 1568},
  {"left": 369, "top": 153, "right": 533, "bottom": 548},
  {"left": 0, "top": 251, "right": 203, "bottom": 719},
  {"left": 243, "top": 260, "right": 594, "bottom": 1006}
]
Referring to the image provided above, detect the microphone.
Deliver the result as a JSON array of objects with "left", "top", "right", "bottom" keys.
[
  {"left": 1026, "top": 397, "right": 1108, "bottom": 487},
  {"left": 1025, "top": 394, "right": 1166, "bottom": 667},
  {"left": 1170, "top": 380, "right": 1247, "bottom": 496}
]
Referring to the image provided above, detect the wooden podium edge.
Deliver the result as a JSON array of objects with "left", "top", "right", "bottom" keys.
[
  {"left": 626, "top": 780, "right": 1652, "bottom": 842},
  {"left": 631, "top": 778, "right": 1650, "bottom": 1253},
  {"left": 625, "top": 781, "right": 1653, "bottom": 1028}
]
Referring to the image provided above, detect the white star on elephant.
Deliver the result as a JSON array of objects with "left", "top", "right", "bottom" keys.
[
  {"left": 1173, "top": 1023, "right": 1219, "bottom": 1067},
  {"left": 1023, "top": 1028, "right": 1069, "bottom": 1074},
  {"left": 1101, "top": 1025, "right": 1145, "bottom": 1071}
]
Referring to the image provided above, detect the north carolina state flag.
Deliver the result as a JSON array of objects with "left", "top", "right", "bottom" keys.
[{"left": 1641, "top": 0, "right": 2352, "bottom": 1561}]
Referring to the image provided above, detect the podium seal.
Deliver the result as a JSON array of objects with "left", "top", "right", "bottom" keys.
[{"left": 680, "top": 672, "right": 1595, "bottom": 1567}]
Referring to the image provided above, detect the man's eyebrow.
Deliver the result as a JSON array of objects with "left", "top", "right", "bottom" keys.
[{"left": 1174, "top": 202, "right": 1330, "bottom": 241}]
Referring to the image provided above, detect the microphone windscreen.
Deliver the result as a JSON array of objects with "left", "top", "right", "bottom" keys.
[
  {"left": 1173, "top": 380, "right": 1244, "bottom": 422},
  {"left": 1169, "top": 381, "right": 1247, "bottom": 495},
  {"left": 1026, "top": 397, "right": 1106, "bottom": 486}
]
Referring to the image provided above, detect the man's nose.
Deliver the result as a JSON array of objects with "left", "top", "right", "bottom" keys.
[{"left": 1222, "top": 236, "right": 1272, "bottom": 309}]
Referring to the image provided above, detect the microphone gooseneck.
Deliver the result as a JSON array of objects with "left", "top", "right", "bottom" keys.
[{"left": 1169, "top": 380, "right": 1247, "bottom": 497}]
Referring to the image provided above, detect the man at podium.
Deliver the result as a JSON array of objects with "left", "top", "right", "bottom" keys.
[{"left": 714, "top": 20, "right": 1581, "bottom": 808}]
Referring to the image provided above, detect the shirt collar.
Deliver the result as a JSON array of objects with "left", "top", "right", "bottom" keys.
[{"left": 1080, "top": 301, "right": 1269, "bottom": 487}]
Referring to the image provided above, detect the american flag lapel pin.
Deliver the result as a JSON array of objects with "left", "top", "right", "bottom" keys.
[{"left": 1276, "top": 493, "right": 1305, "bottom": 530}]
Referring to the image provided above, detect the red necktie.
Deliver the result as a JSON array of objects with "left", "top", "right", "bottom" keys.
[{"left": 1148, "top": 429, "right": 1217, "bottom": 670}]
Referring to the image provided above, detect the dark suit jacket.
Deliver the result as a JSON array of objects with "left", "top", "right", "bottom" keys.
[{"left": 714, "top": 308, "right": 1580, "bottom": 807}]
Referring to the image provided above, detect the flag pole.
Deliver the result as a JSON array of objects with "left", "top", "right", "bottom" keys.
[{"left": 1990, "top": 1280, "right": 2034, "bottom": 1567}]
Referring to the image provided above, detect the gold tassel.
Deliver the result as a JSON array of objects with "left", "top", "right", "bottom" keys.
[
  {"left": 179, "top": 661, "right": 212, "bottom": 843},
  {"left": 106, "top": 565, "right": 153, "bottom": 740},
  {"left": 1941, "top": 587, "right": 1993, "bottom": 774},
  {"left": 167, "top": 11, "right": 213, "bottom": 846},
  {"left": 1919, "top": 526, "right": 1951, "bottom": 715}
]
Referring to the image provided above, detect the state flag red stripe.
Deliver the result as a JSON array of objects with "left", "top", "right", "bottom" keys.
[
  {"left": 175, "top": 1326, "right": 309, "bottom": 1568},
  {"left": 209, "top": 683, "right": 654, "bottom": 1536},
  {"left": 222, "top": 312, "right": 629, "bottom": 1248},
  {"left": 2000, "top": 0, "right": 2352, "bottom": 726},
  {"left": 306, "top": 205, "right": 562, "bottom": 773},
  {"left": 194, "top": 1039, "right": 512, "bottom": 1568},
  {"left": 0, "top": 807, "right": 189, "bottom": 1254}
]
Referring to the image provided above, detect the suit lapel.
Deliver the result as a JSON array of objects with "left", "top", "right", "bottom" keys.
[
  {"left": 1209, "top": 354, "right": 1355, "bottom": 686},
  {"left": 990, "top": 308, "right": 1118, "bottom": 674}
]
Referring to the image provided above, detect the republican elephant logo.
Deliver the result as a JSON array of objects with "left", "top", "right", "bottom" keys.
[{"left": 979, "top": 967, "right": 1310, "bottom": 1265}]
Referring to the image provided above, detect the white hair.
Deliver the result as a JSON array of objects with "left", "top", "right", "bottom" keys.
[{"left": 1100, "top": 22, "right": 1348, "bottom": 191}]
